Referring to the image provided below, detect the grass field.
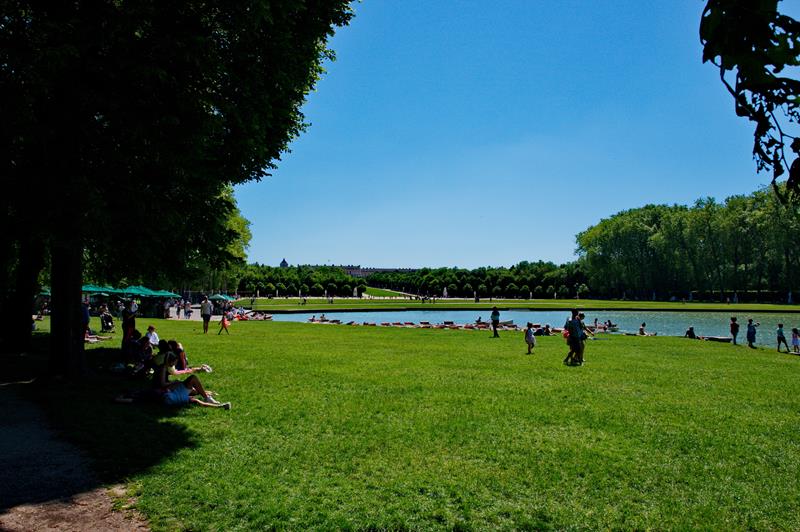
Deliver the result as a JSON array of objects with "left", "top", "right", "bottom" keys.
[
  {"left": 33, "top": 319, "right": 800, "bottom": 530},
  {"left": 247, "top": 296, "right": 800, "bottom": 314},
  {"left": 363, "top": 287, "right": 405, "bottom": 297}
]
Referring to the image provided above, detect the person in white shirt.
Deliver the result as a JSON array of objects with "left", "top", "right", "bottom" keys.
[
  {"left": 200, "top": 297, "right": 214, "bottom": 334},
  {"left": 145, "top": 325, "right": 160, "bottom": 347}
]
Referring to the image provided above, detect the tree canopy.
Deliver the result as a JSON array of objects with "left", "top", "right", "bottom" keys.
[
  {"left": 0, "top": 1, "right": 353, "bottom": 368},
  {"left": 701, "top": 0, "right": 800, "bottom": 197}
]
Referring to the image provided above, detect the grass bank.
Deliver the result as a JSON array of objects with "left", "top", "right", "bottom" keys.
[{"left": 35, "top": 319, "right": 800, "bottom": 529}]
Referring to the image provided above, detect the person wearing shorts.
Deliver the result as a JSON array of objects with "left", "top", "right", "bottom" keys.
[
  {"left": 164, "top": 383, "right": 191, "bottom": 405},
  {"left": 159, "top": 352, "right": 230, "bottom": 409},
  {"left": 200, "top": 296, "right": 213, "bottom": 334}
]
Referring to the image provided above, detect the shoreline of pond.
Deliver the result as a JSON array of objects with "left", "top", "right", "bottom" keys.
[{"left": 262, "top": 305, "right": 800, "bottom": 314}]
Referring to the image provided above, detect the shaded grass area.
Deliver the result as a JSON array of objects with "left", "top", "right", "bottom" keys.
[
  {"left": 32, "top": 320, "right": 800, "bottom": 529},
  {"left": 249, "top": 297, "right": 800, "bottom": 314}
]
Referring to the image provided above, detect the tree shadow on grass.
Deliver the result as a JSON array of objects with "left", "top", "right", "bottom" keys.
[{"left": 0, "top": 336, "right": 198, "bottom": 512}]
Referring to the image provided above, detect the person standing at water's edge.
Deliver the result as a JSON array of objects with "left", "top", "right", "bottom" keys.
[
  {"left": 200, "top": 296, "right": 213, "bottom": 334},
  {"left": 490, "top": 306, "right": 500, "bottom": 338},
  {"left": 776, "top": 323, "right": 789, "bottom": 353},
  {"left": 746, "top": 318, "right": 759, "bottom": 348},
  {"left": 730, "top": 317, "right": 739, "bottom": 345}
]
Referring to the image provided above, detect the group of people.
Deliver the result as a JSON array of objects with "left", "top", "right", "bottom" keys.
[
  {"left": 117, "top": 325, "right": 231, "bottom": 409},
  {"left": 200, "top": 296, "right": 233, "bottom": 335},
  {"left": 734, "top": 317, "right": 800, "bottom": 353},
  {"left": 683, "top": 316, "right": 800, "bottom": 352},
  {"left": 562, "top": 310, "right": 594, "bottom": 365},
  {"left": 519, "top": 309, "right": 594, "bottom": 365}
]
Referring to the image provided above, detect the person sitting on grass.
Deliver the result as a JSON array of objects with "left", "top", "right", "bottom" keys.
[
  {"left": 158, "top": 351, "right": 229, "bottom": 409},
  {"left": 84, "top": 331, "right": 112, "bottom": 343},
  {"left": 684, "top": 326, "right": 698, "bottom": 339},
  {"left": 167, "top": 340, "right": 212, "bottom": 375},
  {"left": 144, "top": 325, "right": 160, "bottom": 347}
]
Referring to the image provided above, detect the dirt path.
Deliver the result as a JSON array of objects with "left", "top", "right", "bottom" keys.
[{"left": 0, "top": 384, "right": 148, "bottom": 531}]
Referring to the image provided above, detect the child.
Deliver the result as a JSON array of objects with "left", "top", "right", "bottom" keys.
[
  {"left": 525, "top": 322, "right": 536, "bottom": 354},
  {"left": 792, "top": 327, "right": 799, "bottom": 354},
  {"left": 218, "top": 312, "right": 231, "bottom": 335},
  {"left": 777, "top": 323, "right": 789, "bottom": 353}
]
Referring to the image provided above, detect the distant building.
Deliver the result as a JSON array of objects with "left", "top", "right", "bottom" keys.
[
  {"left": 340, "top": 265, "right": 417, "bottom": 278},
  {"left": 279, "top": 258, "right": 289, "bottom": 268}
]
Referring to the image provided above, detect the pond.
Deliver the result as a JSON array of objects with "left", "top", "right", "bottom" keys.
[{"left": 270, "top": 309, "right": 799, "bottom": 346}]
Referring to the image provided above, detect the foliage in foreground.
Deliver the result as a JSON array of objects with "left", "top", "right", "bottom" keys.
[{"left": 36, "top": 320, "right": 800, "bottom": 530}]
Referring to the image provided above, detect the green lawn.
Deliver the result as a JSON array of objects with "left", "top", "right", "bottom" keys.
[
  {"left": 363, "top": 287, "right": 405, "bottom": 297},
  {"left": 247, "top": 296, "right": 800, "bottom": 313},
  {"left": 35, "top": 320, "right": 800, "bottom": 530}
]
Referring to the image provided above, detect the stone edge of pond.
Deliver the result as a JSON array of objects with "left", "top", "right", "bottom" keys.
[{"left": 264, "top": 306, "right": 800, "bottom": 314}]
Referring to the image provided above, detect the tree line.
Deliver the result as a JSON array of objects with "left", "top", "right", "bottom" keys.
[
  {"left": 576, "top": 187, "right": 800, "bottom": 301},
  {"left": 287, "top": 186, "right": 798, "bottom": 303},
  {"left": 237, "top": 264, "right": 366, "bottom": 297},
  {"left": 364, "top": 262, "right": 589, "bottom": 300}
]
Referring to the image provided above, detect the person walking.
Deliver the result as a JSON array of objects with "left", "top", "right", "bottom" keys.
[
  {"left": 563, "top": 309, "right": 593, "bottom": 365},
  {"left": 730, "top": 317, "right": 739, "bottom": 345},
  {"left": 200, "top": 296, "right": 213, "bottom": 334},
  {"left": 776, "top": 323, "right": 790, "bottom": 353},
  {"left": 524, "top": 323, "right": 536, "bottom": 354},
  {"left": 218, "top": 312, "right": 231, "bottom": 335},
  {"left": 746, "top": 318, "right": 760, "bottom": 348},
  {"left": 490, "top": 306, "right": 500, "bottom": 338}
]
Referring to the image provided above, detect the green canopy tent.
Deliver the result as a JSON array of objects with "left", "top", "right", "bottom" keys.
[
  {"left": 81, "top": 284, "right": 105, "bottom": 293},
  {"left": 208, "top": 294, "right": 229, "bottom": 301},
  {"left": 122, "top": 285, "right": 158, "bottom": 297},
  {"left": 98, "top": 285, "right": 125, "bottom": 295},
  {"left": 152, "top": 289, "right": 181, "bottom": 298}
]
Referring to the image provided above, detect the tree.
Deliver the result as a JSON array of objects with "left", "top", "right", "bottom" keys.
[
  {"left": 0, "top": 1, "right": 354, "bottom": 371},
  {"left": 506, "top": 283, "right": 519, "bottom": 298},
  {"left": 447, "top": 283, "right": 458, "bottom": 297},
  {"left": 701, "top": 0, "right": 800, "bottom": 197}
]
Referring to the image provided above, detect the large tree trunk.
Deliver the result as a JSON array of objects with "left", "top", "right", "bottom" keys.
[
  {"left": 0, "top": 198, "right": 14, "bottom": 352},
  {"left": 7, "top": 231, "right": 45, "bottom": 353},
  {"left": 50, "top": 240, "right": 85, "bottom": 377}
]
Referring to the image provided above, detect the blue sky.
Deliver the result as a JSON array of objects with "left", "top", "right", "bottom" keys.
[{"left": 235, "top": 1, "right": 786, "bottom": 269}]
